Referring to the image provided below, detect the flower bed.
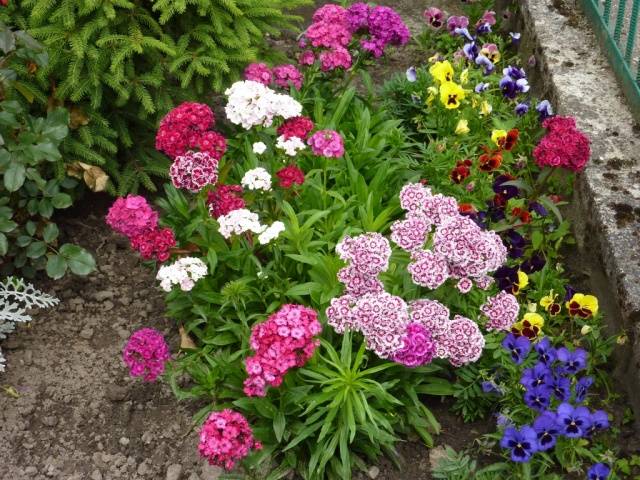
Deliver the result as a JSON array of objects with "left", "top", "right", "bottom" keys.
[{"left": 107, "top": 2, "right": 627, "bottom": 479}]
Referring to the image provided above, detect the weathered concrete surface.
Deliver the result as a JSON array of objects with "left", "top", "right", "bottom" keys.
[{"left": 518, "top": 0, "right": 640, "bottom": 415}]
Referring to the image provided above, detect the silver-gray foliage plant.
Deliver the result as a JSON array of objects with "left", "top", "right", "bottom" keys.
[{"left": 0, "top": 277, "right": 59, "bottom": 372}]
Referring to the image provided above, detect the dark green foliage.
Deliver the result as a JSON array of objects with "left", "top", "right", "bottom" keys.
[
  {"left": 9, "top": 0, "right": 310, "bottom": 194},
  {"left": 0, "top": 22, "right": 95, "bottom": 279}
]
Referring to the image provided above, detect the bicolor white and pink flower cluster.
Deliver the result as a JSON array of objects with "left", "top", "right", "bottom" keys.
[
  {"left": 224, "top": 80, "right": 302, "bottom": 130},
  {"left": 244, "top": 62, "right": 304, "bottom": 91},
  {"left": 243, "top": 304, "right": 322, "bottom": 397},
  {"left": 480, "top": 290, "right": 520, "bottom": 332},
  {"left": 325, "top": 232, "right": 485, "bottom": 367},
  {"left": 392, "top": 182, "right": 507, "bottom": 293},
  {"left": 170, "top": 151, "right": 219, "bottom": 193},
  {"left": 198, "top": 409, "right": 262, "bottom": 470},
  {"left": 156, "top": 257, "right": 208, "bottom": 292}
]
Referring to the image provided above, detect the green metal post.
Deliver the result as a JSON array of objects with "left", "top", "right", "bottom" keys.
[
  {"left": 614, "top": 0, "right": 628, "bottom": 43},
  {"left": 625, "top": 0, "right": 640, "bottom": 63}
]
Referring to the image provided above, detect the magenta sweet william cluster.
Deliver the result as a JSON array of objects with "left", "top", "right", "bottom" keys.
[
  {"left": 298, "top": 3, "right": 409, "bottom": 70},
  {"left": 244, "top": 62, "right": 303, "bottom": 90},
  {"left": 106, "top": 195, "right": 176, "bottom": 262},
  {"left": 533, "top": 116, "right": 590, "bottom": 172},
  {"left": 198, "top": 409, "right": 262, "bottom": 471},
  {"left": 155, "top": 102, "right": 227, "bottom": 160},
  {"left": 243, "top": 304, "right": 322, "bottom": 397},
  {"left": 106, "top": 195, "right": 158, "bottom": 238},
  {"left": 122, "top": 328, "right": 171, "bottom": 382}
]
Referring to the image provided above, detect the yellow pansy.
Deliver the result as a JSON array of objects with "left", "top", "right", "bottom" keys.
[
  {"left": 479, "top": 100, "right": 493, "bottom": 116},
  {"left": 512, "top": 312, "right": 544, "bottom": 340},
  {"left": 455, "top": 119, "right": 470, "bottom": 135},
  {"left": 566, "top": 293, "right": 599, "bottom": 318},
  {"left": 460, "top": 68, "right": 469, "bottom": 85},
  {"left": 439, "top": 82, "right": 466, "bottom": 109},
  {"left": 430, "top": 60, "right": 454, "bottom": 84},
  {"left": 539, "top": 291, "right": 561, "bottom": 316},
  {"left": 491, "top": 129, "right": 507, "bottom": 146},
  {"left": 512, "top": 270, "right": 528, "bottom": 294}
]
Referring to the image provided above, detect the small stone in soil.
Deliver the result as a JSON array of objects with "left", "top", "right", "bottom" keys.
[
  {"left": 367, "top": 466, "right": 380, "bottom": 479},
  {"left": 119, "top": 436, "right": 130, "bottom": 446},
  {"left": 80, "top": 328, "right": 94, "bottom": 340},
  {"left": 91, "top": 469, "right": 103, "bottom": 480},
  {"left": 41, "top": 416, "right": 58, "bottom": 427},
  {"left": 105, "top": 385, "right": 127, "bottom": 402},
  {"left": 166, "top": 464, "right": 183, "bottom": 480}
]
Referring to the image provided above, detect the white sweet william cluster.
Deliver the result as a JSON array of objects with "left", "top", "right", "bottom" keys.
[
  {"left": 258, "top": 221, "right": 285, "bottom": 245},
  {"left": 217, "top": 209, "right": 265, "bottom": 238},
  {"left": 241, "top": 167, "right": 272, "bottom": 191},
  {"left": 276, "top": 135, "right": 306, "bottom": 156},
  {"left": 217, "top": 208, "right": 285, "bottom": 245},
  {"left": 156, "top": 257, "right": 208, "bottom": 292},
  {"left": 252, "top": 142, "right": 267, "bottom": 155},
  {"left": 224, "top": 80, "right": 302, "bottom": 129}
]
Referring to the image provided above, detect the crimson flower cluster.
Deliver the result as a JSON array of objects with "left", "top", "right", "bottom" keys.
[
  {"left": 277, "top": 116, "right": 315, "bottom": 140},
  {"left": 155, "top": 102, "right": 227, "bottom": 160},
  {"left": 198, "top": 409, "right": 262, "bottom": 471},
  {"left": 122, "top": 328, "right": 171, "bottom": 382},
  {"left": 243, "top": 304, "right": 322, "bottom": 397},
  {"left": 276, "top": 165, "right": 305, "bottom": 188},
  {"left": 106, "top": 195, "right": 176, "bottom": 262},
  {"left": 207, "top": 185, "right": 245, "bottom": 219},
  {"left": 533, "top": 116, "right": 590, "bottom": 172}
]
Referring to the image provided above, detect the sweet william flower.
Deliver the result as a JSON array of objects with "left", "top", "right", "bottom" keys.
[
  {"left": 106, "top": 195, "right": 158, "bottom": 239},
  {"left": 241, "top": 167, "right": 272, "bottom": 192},
  {"left": 252, "top": 142, "right": 267, "bottom": 155},
  {"left": 198, "top": 409, "right": 261, "bottom": 470},
  {"left": 276, "top": 165, "right": 305, "bottom": 188},
  {"left": 308, "top": 130, "right": 345, "bottom": 158},
  {"left": 258, "top": 221, "right": 285, "bottom": 245},
  {"left": 122, "top": 328, "right": 170, "bottom": 381},
  {"left": 244, "top": 63, "right": 273, "bottom": 85}
]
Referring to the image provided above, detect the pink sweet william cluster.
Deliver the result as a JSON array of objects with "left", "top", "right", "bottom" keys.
[
  {"left": 392, "top": 183, "right": 507, "bottom": 293},
  {"left": 299, "top": 3, "right": 409, "bottom": 70},
  {"left": 308, "top": 129, "right": 345, "bottom": 158},
  {"left": 198, "top": 409, "right": 262, "bottom": 471},
  {"left": 244, "top": 62, "right": 303, "bottom": 90},
  {"left": 325, "top": 232, "right": 485, "bottom": 367},
  {"left": 122, "top": 328, "right": 171, "bottom": 382},
  {"left": 155, "top": 102, "right": 227, "bottom": 160},
  {"left": 106, "top": 195, "right": 158, "bottom": 238},
  {"left": 106, "top": 195, "right": 176, "bottom": 262},
  {"left": 243, "top": 304, "right": 322, "bottom": 397},
  {"left": 533, "top": 116, "right": 591, "bottom": 172},
  {"left": 480, "top": 290, "right": 520, "bottom": 331}
]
